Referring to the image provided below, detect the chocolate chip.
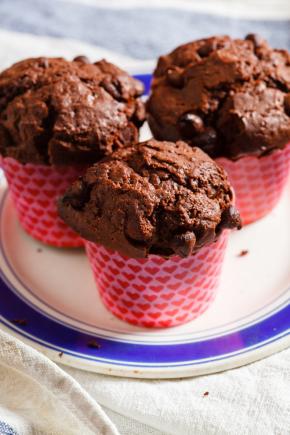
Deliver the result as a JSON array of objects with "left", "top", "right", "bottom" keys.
[
  {"left": 284, "top": 94, "right": 290, "bottom": 116},
  {"left": 245, "top": 34, "right": 265, "bottom": 48},
  {"left": 166, "top": 67, "right": 184, "bottom": 88},
  {"left": 221, "top": 206, "right": 242, "bottom": 230},
  {"left": 197, "top": 41, "right": 217, "bottom": 57},
  {"left": 194, "top": 127, "right": 217, "bottom": 155},
  {"left": 196, "top": 228, "right": 216, "bottom": 248},
  {"left": 171, "top": 231, "right": 196, "bottom": 257},
  {"left": 179, "top": 113, "right": 204, "bottom": 139},
  {"left": 73, "top": 55, "right": 90, "bottom": 64},
  {"left": 63, "top": 179, "right": 89, "bottom": 210},
  {"left": 100, "top": 77, "right": 122, "bottom": 100}
]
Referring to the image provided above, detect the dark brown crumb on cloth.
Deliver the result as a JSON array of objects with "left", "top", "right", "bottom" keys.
[{"left": 238, "top": 249, "right": 249, "bottom": 257}]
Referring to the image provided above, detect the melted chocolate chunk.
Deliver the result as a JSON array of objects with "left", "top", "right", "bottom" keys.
[
  {"left": 195, "top": 128, "right": 217, "bottom": 155},
  {"left": 245, "top": 33, "right": 265, "bottom": 49},
  {"left": 100, "top": 76, "right": 122, "bottom": 100},
  {"left": 197, "top": 40, "right": 217, "bottom": 57},
  {"left": 171, "top": 231, "right": 196, "bottom": 257},
  {"left": 166, "top": 67, "right": 184, "bottom": 88},
  {"left": 221, "top": 206, "right": 242, "bottom": 229},
  {"left": 284, "top": 94, "right": 290, "bottom": 116},
  {"left": 179, "top": 113, "right": 204, "bottom": 138},
  {"left": 73, "top": 55, "right": 90, "bottom": 63},
  {"left": 62, "top": 179, "right": 90, "bottom": 210}
]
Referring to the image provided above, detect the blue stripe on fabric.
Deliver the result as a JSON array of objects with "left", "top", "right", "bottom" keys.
[
  {"left": 0, "top": 0, "right": 289, "bottom": 59},
  {"left": 0, "top": 421, "right": 18, "bottom": 435}
]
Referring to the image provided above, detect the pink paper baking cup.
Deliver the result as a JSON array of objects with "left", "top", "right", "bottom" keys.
[
  {"left": 84, "top": 233, "right": 228, "bottom": 328},
  {"left": 216, "top": 143, "right": 290, "bottom": 225},
  {"left": 0, "top": 157, "right": 84, "bottom": 247}
]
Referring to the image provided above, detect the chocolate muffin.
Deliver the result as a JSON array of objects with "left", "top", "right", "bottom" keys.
[
  {"left": 147, "top": 35, "right": 290, "bottom": 159},
  {"left": 0, "top": 57, "right": 145, "bottom": 165},
  {"left": 58, "top": 139, "right": 241, "bottom": 258}
]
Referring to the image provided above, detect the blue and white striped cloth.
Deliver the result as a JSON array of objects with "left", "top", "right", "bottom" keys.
[
  {"left": 0, "top": 0, "right": 289, "bottom": 60},
  {"left": 0, "top": 2, "right": 289, "bottom": 434}
]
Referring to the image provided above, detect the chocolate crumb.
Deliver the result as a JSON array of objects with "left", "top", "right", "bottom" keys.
[
  {"left": 37, "top": 248, "right": 43, "bottom": 253},
  {"left": 203, "top": 391, "right": 209, "bottom": 397},
  {"left": 238, "top": 249, "right": 249, "bottom": 257},
  {"left": 87, "top": 340, "right": 101, "bottom": 349},
  {"left": 59, "top": 352, "right": 63, "bottom": 358},
  {"left": 12, "top": 319, "right": 27, "bottom": 326}
]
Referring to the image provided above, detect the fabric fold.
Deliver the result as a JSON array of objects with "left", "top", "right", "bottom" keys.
[{"left": 0, "top": 329, "right": 118, "bottom": 435}]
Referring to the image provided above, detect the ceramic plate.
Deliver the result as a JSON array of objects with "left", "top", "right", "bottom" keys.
[{"left": 0, "top": 74, "right": 289, "bottom": 379}]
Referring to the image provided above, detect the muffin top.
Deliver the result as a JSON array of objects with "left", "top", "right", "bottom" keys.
[
  {"left": 147, "top": 35, "right": 290, "bottom": 160},
  {"left": 58, "top": 139, "right": 241, "bottom": 258},
  {"left": 0, "top": 57, "right": 145, "bottom": 165}
]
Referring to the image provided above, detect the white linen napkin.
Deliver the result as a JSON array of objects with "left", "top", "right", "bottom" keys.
[
  {"left": 0, "top": 329, "right": 118, "bottom": 435},
  {"left": 64, "top": 348, "right": 290, "bottom": 435},
  {"left": 0, "top": 326, "right": 289, "bottom": 435}
]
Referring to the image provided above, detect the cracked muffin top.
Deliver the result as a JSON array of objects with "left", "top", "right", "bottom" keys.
[
  {"left": 147, "top": 34, "right": 290, "bottom": 160},
  {"left": 0, "top": 56, "right": 145, "bottom": 165},
  {"left": 58, "top": 139, "right": 241, "bottom": 258}
]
